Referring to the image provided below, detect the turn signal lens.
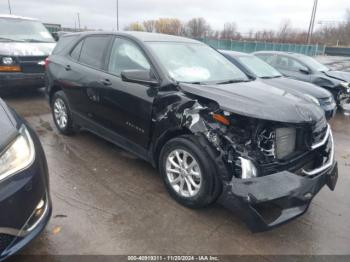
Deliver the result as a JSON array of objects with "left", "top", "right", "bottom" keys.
[
  {"left": 0, "top": 65, "right": 21, "bottom": 72},
  {"left": 212, "top": 113, "right": 230, "bottom": 125}
]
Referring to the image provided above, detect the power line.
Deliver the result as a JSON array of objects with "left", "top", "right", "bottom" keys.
[{"left": 77, "top": 12, "right": 81, "bottom": 30}]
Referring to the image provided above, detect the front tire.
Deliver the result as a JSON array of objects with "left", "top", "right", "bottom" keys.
[
  {"left": 159, "top": 135, "right": 220, "bottom": 208},
  {"left": 51, "top": 91, "right": 75, "bottom": 135}
]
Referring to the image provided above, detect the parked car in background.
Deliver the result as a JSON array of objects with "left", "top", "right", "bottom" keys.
[
  {"left": 253, "top": 51, "right": 350, "bottom": 107},
  {"left": 0, "top": 14, "right": 56, "bottom": 95},
  {"left": 46, "top": 32, "right": 337, "bottom": 232},
  {"left": 221, "top": 50, "right": 337, "bottom": 120},
  {"left": 0, "top": 98, "right": 51, "bottom": 260}
]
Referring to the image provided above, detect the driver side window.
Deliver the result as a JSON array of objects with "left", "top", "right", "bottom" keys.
[{"left": 108, "top": 37, "right": 150, "bottom": 76}]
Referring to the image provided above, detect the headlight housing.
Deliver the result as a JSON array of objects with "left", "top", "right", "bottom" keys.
[
  {"left": 340, "top": 82, "right": 349, "bottom": 88},
  {"left": 0, "top": 56, "right": 21, "bottom": 72},
  {"left": 304, "top": 94, "right": 320, "bottom": 106},
  {"left": 0, "top": 125, "right": 35, "bottom": 182}
]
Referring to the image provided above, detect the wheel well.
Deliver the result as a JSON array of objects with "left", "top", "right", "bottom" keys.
[
  {"left": 49, "top": 85, "right": 62, "bottom": 104},
  {"left": 152, "top": 128, "right": 192, "bottom": 168}
]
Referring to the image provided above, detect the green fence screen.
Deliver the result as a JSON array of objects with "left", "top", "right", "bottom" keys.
[{"left": 199, "top": 39, "right": 325, "bottom": 56}]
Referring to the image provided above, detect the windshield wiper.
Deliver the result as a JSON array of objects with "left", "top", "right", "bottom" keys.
[
  {"left": 261, "top": 75, "right": 282, "bottom": 79},
  {"left": 181, "top": 81, "right": 208, "bottom": 85},
  {"left": 216, "top": 79, "right": 250, "bottom": 85},
  {"left": 23, "top": 39, "right": 52, "bottom": 43}
]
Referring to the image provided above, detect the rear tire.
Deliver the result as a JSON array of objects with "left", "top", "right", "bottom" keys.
[
  {"left": 51, "top": 91, "right": 75, "bottom": 135},
  {"left": 159, "top": 135, "right": 221, "bottom": 208}
]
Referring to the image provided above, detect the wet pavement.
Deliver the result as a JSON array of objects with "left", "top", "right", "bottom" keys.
[
  {"left": 3, "top": 54, "right": 350, "bottom": 255},
  {"left": 1, "top": 88, "right": 348, "bottom": 256}
]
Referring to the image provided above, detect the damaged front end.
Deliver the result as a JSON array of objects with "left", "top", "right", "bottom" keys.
[{"left": 174, "top": 98, "right": 338, "bottom": 232}]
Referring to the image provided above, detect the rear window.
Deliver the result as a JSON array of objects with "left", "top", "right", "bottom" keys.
[
  {"left": 79, "top": 35, "right": 111, "bottom": 69},
  {"left": 52, "top": 35, "right": 79, "bottom": 55}
]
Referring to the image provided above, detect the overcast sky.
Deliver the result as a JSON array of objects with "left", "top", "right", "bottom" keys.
[{"left": 1, "top": 0, "right": 349, "bottom": 33}]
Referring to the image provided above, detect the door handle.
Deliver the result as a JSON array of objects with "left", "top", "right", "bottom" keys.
[
  {"left": 100, "top": 79, "right": 112, "bottom": 86},
  {"left": 65, "top": 65, "right": 71, "bottom": 71}
]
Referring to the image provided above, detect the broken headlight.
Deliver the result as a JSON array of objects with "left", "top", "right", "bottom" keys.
[
  {"left": 340, "top": 82, "right": 349, "bottom": 88},
  {"left": 0, "top": 125, "right": 35, "bottom": 182},
  {"left": 238, "top": 157, "right": 258, "bottom": 179}
]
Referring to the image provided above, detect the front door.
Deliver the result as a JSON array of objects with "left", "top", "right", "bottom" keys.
[
  {"left": 275, "top": 55, "right": 311, "bottom": 82},
  {"left": 91, "top": 36, "right": 158, "bottom": 148}
]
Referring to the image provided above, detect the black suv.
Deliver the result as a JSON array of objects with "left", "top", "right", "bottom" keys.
[{"left": 46, "top": 32, "right": 338, "bottom": 232}]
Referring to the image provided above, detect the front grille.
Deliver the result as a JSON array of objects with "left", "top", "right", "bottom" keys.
[
  {"left": 0, "top": 234, "right": 14, "bottom": 254},
  {"left": 18, "top": 56, "right": 46, "bottom": 74}
]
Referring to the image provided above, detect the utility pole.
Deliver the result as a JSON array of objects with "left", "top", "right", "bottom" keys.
[
  {"left": 116, "top": 0, "right": 119, "bottom": 31},
  {"left": 77, "top": 12, "right": 81, "bottom": 30},
  {"left": 7, "top": 0, "right": 12, "bottom": 14},
  {"left": 307, "top": 0, "right": 318, "bottom": 44}
]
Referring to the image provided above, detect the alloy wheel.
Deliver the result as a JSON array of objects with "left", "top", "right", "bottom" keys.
[
  {"left": 166, "top": 149, "right": 202, "bottom": 198},
  {"left": 53, "top": 98, "right": 68, "bottom": 129}
]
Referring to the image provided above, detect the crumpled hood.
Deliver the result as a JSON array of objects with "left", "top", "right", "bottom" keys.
[
  {"left": 262, "top": 77, "right": 332, "bottom": 99},
  {"left": 0, "top": 99, "right": 18, "bottom": 153},
  {"left": 0, "top": 42, "right": 55, "bottom": 56},
  {"left": 324, "top": 70, "right": 350, "bottom": 82},
  {"left": 179, "top": 80, "right": 325, "bottom": 124}
]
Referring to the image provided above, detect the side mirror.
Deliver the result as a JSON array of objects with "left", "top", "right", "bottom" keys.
[
  {"left": 299, "top": 68, "right": 310, "bottom": 74},
  {"left": 121, "top": 69, "right": 158, "bottom": 87}
]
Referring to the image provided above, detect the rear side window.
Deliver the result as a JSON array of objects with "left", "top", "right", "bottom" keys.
[
  {"left": 52, "top": 35, "right": 79, "bottom": 55},
  {"left": 79, "top": 35, "right": 111, "bottom": 69},
  {"left": 70, "top": 40, "right": 83, "bottom": 61}
]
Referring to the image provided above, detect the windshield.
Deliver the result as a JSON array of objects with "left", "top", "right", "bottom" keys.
[
  {"left": 147, "top": 42, "right": 249, "bottom": 84},
  {"left": 237, "top": 55, "right": 282, "bottom": 78},
  {"left": 299, "top": 55, "right": 329, "bottom": 72},
  {"left": 0, "top": 18, "right": 55, "bottom": 43}
]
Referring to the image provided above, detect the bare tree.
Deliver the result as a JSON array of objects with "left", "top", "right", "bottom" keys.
[
  {"left": 185, "top": 17, "right": 211, "bottom": 38},
  {"left": 221, "top": 22, "right": 238, "bottom": 39},
  {"left": 123, "top": 9, "right": 350, "bottom": 46},
  {"left": 277, "top": 19, "right": 293, "bottom": 42},
  {"left": 143, "top": 20, "right": 156, "bottom": 32},
  {"left": 154, "top": 18, "right": 183, "bottom": 35},
  {"left": 124, "top": 22, "right": 144, "bottom": 31}
]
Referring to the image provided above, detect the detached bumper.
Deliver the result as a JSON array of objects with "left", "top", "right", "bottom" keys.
[
  {"left": 219, "top": 162, "right": 337, "bottom": 232},
  {"left": 0, "top": 72, "right": 45, "bottom": 90}
]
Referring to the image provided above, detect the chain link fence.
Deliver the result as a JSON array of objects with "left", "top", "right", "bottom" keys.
[{"left": 199, "top": 38, "right": 326, "bottom": 56}]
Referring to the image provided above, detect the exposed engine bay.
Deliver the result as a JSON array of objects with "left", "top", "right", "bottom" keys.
[{"left": 181, "top": 100, "right": 331, "bottom": 181}]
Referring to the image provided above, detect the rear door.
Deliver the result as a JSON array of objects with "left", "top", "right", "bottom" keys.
[{"left": 60, "top": 35, "right": 113, "bottom": 120}]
